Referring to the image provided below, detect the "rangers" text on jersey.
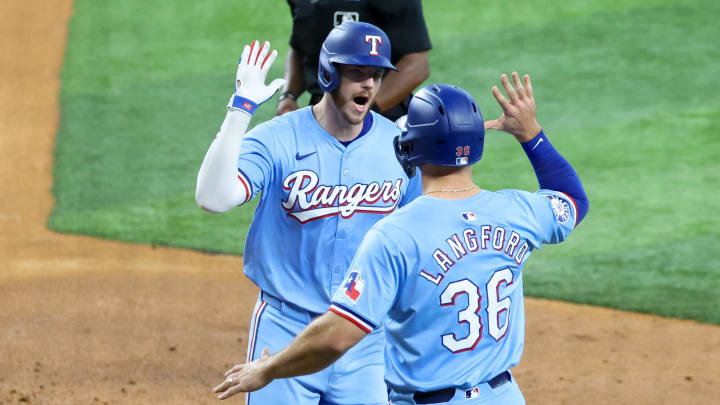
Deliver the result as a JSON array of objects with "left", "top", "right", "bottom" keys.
[{"left": 282, "top": 170, "right": 402, "bottom": 223}]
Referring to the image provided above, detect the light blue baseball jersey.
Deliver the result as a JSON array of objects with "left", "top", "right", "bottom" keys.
[
  {"left": 329, "top": 189, "right": 577, "bottom": 392},
  {"left": 236, "top": 106, "right": 421, "bottom": 314}
]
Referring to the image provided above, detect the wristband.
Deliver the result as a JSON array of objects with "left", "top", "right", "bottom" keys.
[
  {"left": 277, "top": 91, "right": 298, "bottom": 102},
  {"left": 229, "top": 95, "right": 258, "bottom": 115}
]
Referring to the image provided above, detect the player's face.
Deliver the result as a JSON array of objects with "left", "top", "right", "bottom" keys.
[{"left": 331, "top": 65, "right": 383, "bottom": 125}]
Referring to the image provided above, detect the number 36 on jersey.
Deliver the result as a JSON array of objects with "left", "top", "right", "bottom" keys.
[{"left": 439, "top": 268, "right": 514, "bottom": 353}]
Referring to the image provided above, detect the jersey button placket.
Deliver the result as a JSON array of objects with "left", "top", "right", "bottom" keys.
[
  {"left": 331, "top": 154, "right": 350, "bottom": 292},
  {"left": 332, "top": 217, "right": 348, "bottom": 291},
  {"left": 341, "top": 150, "right": 351, "bottom": 178},
  {"left": 338, "top": 155, "right": 349, "bottom": 240}
]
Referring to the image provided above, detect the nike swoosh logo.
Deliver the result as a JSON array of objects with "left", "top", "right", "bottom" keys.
[
  {"left": 295, "top": 151, "right": 316, "bottom": 160},
  {"left": 532, "top": 137, "right": 544, "bottom": 150}
]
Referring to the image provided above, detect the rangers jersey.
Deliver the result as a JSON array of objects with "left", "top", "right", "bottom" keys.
[
  {"left": 330, "top": 189, "right": 577, "bottom": 392},
  {"left": 237, "top": 106, "right": 421, "bottom": 314}
]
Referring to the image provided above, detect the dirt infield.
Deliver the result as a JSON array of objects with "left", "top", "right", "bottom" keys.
[{"left": 1, "top": 1, "right": 718, "bottom": 404}]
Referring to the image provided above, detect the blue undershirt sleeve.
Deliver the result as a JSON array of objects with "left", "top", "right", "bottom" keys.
[{"left": 521, "top": 131, "right": 589, "bottom": 224}]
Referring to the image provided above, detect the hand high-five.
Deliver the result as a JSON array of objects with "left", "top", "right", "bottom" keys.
[
  {"left": 484, "top": 72, "right": 542, "bottom": 143},
  {"left": 230, "top": 41, "right": 286, "bottom": 111}
]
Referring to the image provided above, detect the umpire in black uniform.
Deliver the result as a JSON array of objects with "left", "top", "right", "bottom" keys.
[{"left": 277, "top": 0, "right": 432, "bottom": 121}]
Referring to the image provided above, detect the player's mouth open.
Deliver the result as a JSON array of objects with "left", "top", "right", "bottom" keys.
[{"left": 353, "top": 96, "right": 369, "bottom": 111}]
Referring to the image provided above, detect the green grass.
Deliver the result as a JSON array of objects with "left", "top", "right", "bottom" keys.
[{"left": 51, "top": 0, "right": 720, "bottom": 323}]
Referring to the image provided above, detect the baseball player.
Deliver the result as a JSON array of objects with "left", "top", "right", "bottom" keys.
[
  {"left": 212, "top": 73, "right": 589, "bottom": 404},
  {"left": 195, "top": 22, "right": 421, "bottom": 404},
  {"left": 278, "top": 0, "right": 432, "bottom": 121}
]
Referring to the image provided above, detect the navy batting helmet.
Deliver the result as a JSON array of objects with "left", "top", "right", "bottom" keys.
[
  {"left": 318, "top": 21, "right": 397, "bottom": 93},
  {"left": 394, "top": 84, "right": 485, "bottom": 177}
]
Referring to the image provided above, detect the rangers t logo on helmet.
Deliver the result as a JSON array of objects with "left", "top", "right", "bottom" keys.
[{"left": 365, "top": 35, "right": 382, "bottom": 55}]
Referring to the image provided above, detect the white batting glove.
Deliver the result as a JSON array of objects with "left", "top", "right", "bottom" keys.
[{"left": 228, "top": 40, "right": 286, "bottom": 115}]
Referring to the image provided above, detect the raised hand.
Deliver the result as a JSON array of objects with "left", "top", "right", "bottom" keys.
[
  {"left": 229, "top": 41, "right": 286, "bottom": 113},
  {"left": 484, "top": 72, "right": 542, "bottom": 143}
]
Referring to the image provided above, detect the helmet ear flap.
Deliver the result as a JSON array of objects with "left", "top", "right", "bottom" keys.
[
  {"left": 318, "top": 52, "right": 340, "bottom": 93},
  {"left": 393, "top": 136, "right": 417, "bottom": 178}
]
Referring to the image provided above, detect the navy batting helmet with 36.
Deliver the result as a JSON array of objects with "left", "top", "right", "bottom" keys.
[
  {"left": 318, "top": 21, "right": 397, "bottom": 93},
  {"left": 394, "top": 84, "right": 485, "bottom": 177}
]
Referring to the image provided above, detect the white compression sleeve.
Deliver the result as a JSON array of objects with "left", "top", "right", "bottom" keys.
[{"left": 195, "top": 110, "right": 253, "bottom": 213}]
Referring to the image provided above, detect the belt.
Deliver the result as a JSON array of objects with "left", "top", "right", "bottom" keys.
[
  {"left": 260, "top": 291, "right": 321, "bottom": 322},
  {"left": 412, "top": 371, "right": 511, "bottom": 404}
]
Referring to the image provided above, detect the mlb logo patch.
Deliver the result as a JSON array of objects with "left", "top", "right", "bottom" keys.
[
  {"left": 461, "top": 212, "right": 477, "bottom": 221},
  {"left": 334, "top": 11, "right": 359, "bottom": 26},
  {"left": 465, "top": 387, "right": 480, "bottom": 399},
  {"left": 456, "top": 157, "right": 469, "bottom": 165},
  {"left": 241, "top": 101, "right": 254, "bottom": 111},
  {"left": 342, "top": 271, "right": 365, "bottom": 304},
  {"left": 545, "top": 195, "right": 571, "bottom": 223}
]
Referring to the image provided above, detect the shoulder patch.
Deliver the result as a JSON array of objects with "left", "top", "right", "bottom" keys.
[
  {"left": 545, "top": 194, "right": 571, "bottom": 223},
  {"left": 342, "top": 270, "right": 365, "bottom": 304}
]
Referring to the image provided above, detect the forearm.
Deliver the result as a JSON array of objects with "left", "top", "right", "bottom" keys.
[
  {"left": 374, "top": 51, "right": 429, "bottom": 112},
  {"left": 195, "top": 110, "right": 251, "bottom": 212},
  {"left": 264, "top": 312, "right": 362, "bottom": 379},
  {"left": 522, "top": 131, "right": 589, "bottom": 224},
  {"left": 281, "top": 47, "right": 306, "bottom": 97},
  {"left": 276, "top": 47, "right": 305, "bottom": 115}
]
